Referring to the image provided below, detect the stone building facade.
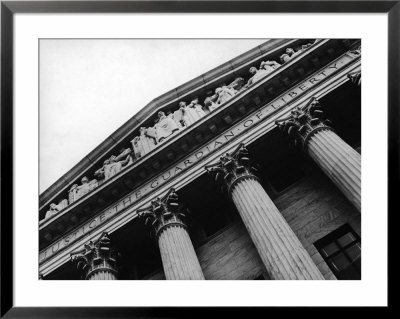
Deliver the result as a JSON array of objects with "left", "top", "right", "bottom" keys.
[{"left": 39, "top": 39, "right": 361, "bottom": 280}]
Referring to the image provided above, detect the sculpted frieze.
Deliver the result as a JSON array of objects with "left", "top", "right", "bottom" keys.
[
  {"left": 68, "top": 177, "right": 98, "bottom": 204},
  {"left": 40, "top": 39, "right": 348, "bottom": 222}
]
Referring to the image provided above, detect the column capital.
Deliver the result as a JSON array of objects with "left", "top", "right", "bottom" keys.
[
  {"left": 137, "top": 188, "right": 189, "bottom": 239},
  {"left": 205, "top": 143, "right": 259, "bottom": 197},
  {"left": 275, "top": 97, "right": 334, "bottom": 151},
  {"left": 347, "top": 71, "right": 361, "bottom": 86},
  {"left": 70, "top": 232, "right": 119, "bottom": 280}
]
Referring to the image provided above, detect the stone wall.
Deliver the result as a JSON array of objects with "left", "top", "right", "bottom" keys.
[{"left": 275, "top": 169, "right": 360, "bottom": 280}]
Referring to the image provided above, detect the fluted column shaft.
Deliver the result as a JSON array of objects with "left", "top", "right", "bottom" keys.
[
  {"left": 276, "top": 97, "right": 361, "bottom": 213},
  {"left": 307, "top": 129, "right": 361, "bottom": 212},
  {"left": 206, "top": 143, "right": 324, "bottom": 280},
  {"left": 231, "top": 177, "right": 324, "bottom": 280},
  {"left": 158, "top": 223, "right": 205, "bottom": 280},
  {"left": 138, "top": 188, "right": 205, "bottom": 280},
  {"left": 87, "top": 270, "right": 118, "bottom": 280},
  {"left": 86, "top": 259, "right": 119, "bottom": 280}
]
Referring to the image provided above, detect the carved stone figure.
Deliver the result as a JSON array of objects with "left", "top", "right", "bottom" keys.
[
  {"left": 280, "top": 47, "right": 302, "bottom": 63},
  {"left": 69, "top": 176, "right": 98, "bottom": 204},
  {"left": 107, "top": 156, "right": 123, "bottom": 178},
  {"left": 77, "top": 176, "right": 98, "bottom": 197},
  {"left": 57, "top": 199, "right": 68, "bottom": 210},
  {"left": 245, "top": 60, "right": 281, "bottom": 88},
  {"left": 155, "top": 111, "right": 180, "bottom": 143},
  {"left": 189, "top": 98, "right": 207, "bottom": 118},
  {"left": 215, "top": 85, "right": 236, "bottom": 105},
  {"left": 44, "top": 198, "right": 68, "bottom": 220},
  {"left": 131, "top": 136, "right": 143, "bottom": 159},
  {"left": 172, "top": 109, "right": 185, "bottom": 128},
  {"left": 68, "top": 184, "right": 79, "bottom": 204},
  {"left": 44, "top": 203, "right": 60, "bottom": 220},
  {"left": 144, "top": 126, "right": 158, "bottom": 142},
  {"left": 245, "top": 67, "right": 269, "bottom": 87},
  {"left": 260, "top": 60, "right": 281, "bottom": 72},
  {"left": 167, "top": 111, "right": 184, "bottom": 129},
  {"left": 115, "top": 147, "right": 134, "bottom": 166},
  {"left": 280, "top": 53, "right": 291, "bottom": 63},
  {"left": 101, "top": 154, "right": 131, "bottom": 180},
  {"left": 286, "top": 47, "right": 302, "bottom": 58},
  {"left": 301, "top": 42, "right": 314, "bottom": 50},
  {"left": 228, "top": 77, "right": 246, "bottom": 93},
  {"left": 131, "top": 127, "right": 157, "bottom": 159},
  {"left": 179, "top": 100, "right": 205, "bottom": 127},
  {"left": 94, "top": 159, "right": 109, "bottom": 180}
]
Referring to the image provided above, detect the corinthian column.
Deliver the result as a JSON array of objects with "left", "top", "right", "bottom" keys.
[
  {"left": 205, "top": 144, "right": 324, "bottom": 280},
  {"left": 138, "top": 189, "right": 204, "bottom": 280},
  {"left": 71, "top": 232, "right": 119, "bottom": 280},
  {"left": 276, "top": 97, "right": 361, "bottom": 212}
]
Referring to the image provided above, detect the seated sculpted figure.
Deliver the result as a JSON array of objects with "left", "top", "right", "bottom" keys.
[
  {"left": 144, "top": 126, "right": 158, "bottom": 143},
  {"left": 245, "top": 60, "right": 281, "bottom": 88},
  {"left": 44, "top": 203, "right": 60, "bottom": 220},
  {"left": 260, "top": 60, "right": 281, "bottom": 72},
  {"left": 69, "top": 176, "right": 98, "bottom": 204},
  {"left": 179, "top": 100, "right": 205, "bottom": 127},
  {"left": 167, "top": 110, "right": 184, "bottom": 129},
  {"left": 280, "top": 47, "right": 302, "bottom": 63},
  {"left": 96, "top": 153, "right": 131, "bottom": 181},
  {"left": 215, "top": 85, "right": 237, "bottom": 105},
  {"left": 107, "top": 156, "right": 125, "bottom": 178},
  {"left": 76, "top": 176, "right": 98, "bottom": 198},
  {"left": 228, "top": 77, "right": 246, "bottom": 93},
  {"left": 115, "top": 147, "right": 134, "bottom": 166},
  {"left": 154, "top": 111, "right": 180, "bottom": 143},
  {"left": 131, "top": 127, "right": 157, "bottom": 159},
  {"left": 94, "top": 159, "right": 109, "bottom": 180},
  {"left": 43, "top": 198, "right": 68, "bottom": 220},
  {"left": 188, "top": 98, "right": 207, "bottom": 117}
]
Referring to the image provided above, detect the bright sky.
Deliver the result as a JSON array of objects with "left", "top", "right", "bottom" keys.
[{"left": 39, "top": 39, "right": 268, "bottom": 193}]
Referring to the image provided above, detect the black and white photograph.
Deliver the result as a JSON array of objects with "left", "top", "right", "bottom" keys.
[{"left": 38, "top": 38, "right": 362, "bottom": 281}]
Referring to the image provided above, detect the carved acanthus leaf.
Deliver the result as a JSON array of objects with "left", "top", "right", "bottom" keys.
[{"left": 275, "top": 97, "right": 333, "bottom": 150}]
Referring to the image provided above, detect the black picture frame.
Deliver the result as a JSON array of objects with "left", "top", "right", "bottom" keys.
[{"left": 1, "top": 1, "right": 396, "bottom": 317}]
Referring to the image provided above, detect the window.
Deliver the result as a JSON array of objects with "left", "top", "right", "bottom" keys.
[{"left": 314, "top": 224, "right": 361, "bottom": 280}]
